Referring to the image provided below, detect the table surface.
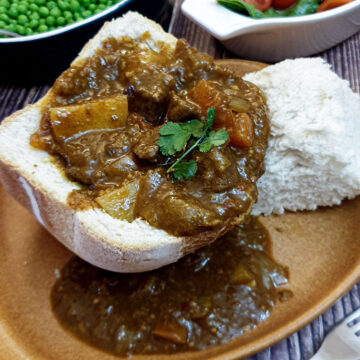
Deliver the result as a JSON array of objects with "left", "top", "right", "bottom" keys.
[{"left": 0, "top": 1, "right": 359, "bottom": 359}]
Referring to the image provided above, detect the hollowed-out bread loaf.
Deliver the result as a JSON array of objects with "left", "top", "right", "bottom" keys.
[{"left": 0, "top": 12, "right": 242, "bottom": 273}]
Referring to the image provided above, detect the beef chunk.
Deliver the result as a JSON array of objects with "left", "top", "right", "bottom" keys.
[{"left": 166, "top": 91, "right": 202, "bottom": 123}]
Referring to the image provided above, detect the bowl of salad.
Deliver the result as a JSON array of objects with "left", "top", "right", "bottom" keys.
[
  {"left": 0, "top": 0, "right": 169, "bottom": 83},
  {"left": 181, "top": 0, "right": 360, "bottom": 61}
]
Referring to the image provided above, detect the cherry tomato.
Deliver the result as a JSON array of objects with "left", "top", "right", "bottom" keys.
[
  {"left": 243, "top": 0, "right": 272, "bottom": 12},
  {"left": 317, "top": 0, "right": 353, "bottom": 12},
  {"left": 272, "top": 0, "right": 297, "bottom": 9}
]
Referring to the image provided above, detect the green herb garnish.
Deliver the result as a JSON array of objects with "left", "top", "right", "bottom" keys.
[
  {"left": 171, "top": 160, "right": 198, "bottom": 181},
  {"left": 158, "top": 108, "right": 229, "bottom": 180}
]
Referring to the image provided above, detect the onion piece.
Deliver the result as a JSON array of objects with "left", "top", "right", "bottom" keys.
[{"left": 229, "top": 97, "right": 250, "bottom": 113}]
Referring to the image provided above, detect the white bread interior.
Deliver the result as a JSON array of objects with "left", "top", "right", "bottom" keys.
[{"left": 245, "top": 58, "right": 360, "bottom": 216}]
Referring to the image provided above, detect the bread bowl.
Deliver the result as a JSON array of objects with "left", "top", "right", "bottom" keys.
[{"left": 0, "top": 12, "right": 269, "bottom": 272}]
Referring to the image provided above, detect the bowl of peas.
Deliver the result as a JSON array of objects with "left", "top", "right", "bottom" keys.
[{"left": 0, "top": 0, "right": 169, "bottom": 83}]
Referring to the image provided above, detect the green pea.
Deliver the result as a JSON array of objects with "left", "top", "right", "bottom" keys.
[
  {"left": 0, "top": 0, "right": 9, "bottom": 8},
  {"left": 8, "top": 7, "right": 19, "bottom": 18},
  {"left": 63, "top": 10, "right": 72, "bottom": 19},
  {"left": 29, "top": 4, "right": 39, "bottom": 12},
  {"left": 29, "top": 18, "right": 39, "bottom": 28},
  {"left": 39, "top": 6, "right": 49, "bottom": 17},
  {"left": 88, "top": 4, "right": 96, "bottom": 11},
  {"left": 47, "top": 1, "right": 57, "bottom": 9},
  {"left": 30, "top": 11, "right": 40, "bottom": 20},
  {"left": 49, "top": 7, "right": 60, "bottom": 17},
  {"left": 66, "top": 17, "right": 73, "bottom": 24},
  {"left": 0, "top": 6, "right": 6, "bottom": 14},
  {"left": 17, "top": 4, "right": 28, "bottom": 14},
  {"left": 7, "top": 23, "right": 16, "bottom": 32},
  {"left": 25, "top": 27, "right": 33, "bottom": 35},
  {"left": 69, "top": 0, "right": 80, "bottom": 12},
  {"left": 56, "top": 16, "right": 65, "bottom": 26},
  {"left": 98, "top": 4, "right": 106, "bottom": 10},
  {"left": 16, "top": 24, "right": 26, "bottom": 35},
  {"left": 99, "top": 0, "right": 107, "bottom": 4},
  {"left": 38, "top": 24, "right": 48, "bottom": 32},
  {"left": 35, "top": 0, "right": 46, "bottom": 5},
  {"left": 74, "top": 14, "right": 83, "bottom": 21},
  {"left": 0, "top": 13, "right": 9, "bottom": 23},
  {"left": 81, "top": 10, "right": 91, "bottom": 18},
  {"left": 9, "top": 18, "right": 16, "bottom": 24},
  {"left": 39, "top": 18, "right": 45, "bottom": 24},
  {"left": 46, "top": 15, "right": 55, "bottom": 26},
  {"left": 57, "top": 1, "right": 68, "bottom": 11},
  {"left": 0, "top": 20, "right": 6, "bottom": 28},
  {"left": 18, "top": 14, "right": 28, "bottom": 25}
]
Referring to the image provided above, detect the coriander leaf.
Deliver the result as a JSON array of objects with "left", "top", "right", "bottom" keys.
[
  {"left": 181, "top": 119, "right": 205, "bottom": 138},
  {"left": 158, "top": 122, "right": 192, "bottom": 156},
  {"left": 158, "top": 122, "right": 181, "bottom": 136},
  {"left": 159, "top": 108, "right": 228, "bottom": 181},
  {"left": 171, "top": 160, "right": 198, "bottom": 181},
  {"left": 199, "top": 130, "right": 229, "bottom": 152},
  {"left": 205, "top": 107, "right": 216, "bottom": 129}
]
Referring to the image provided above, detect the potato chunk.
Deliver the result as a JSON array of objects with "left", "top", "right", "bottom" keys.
[
  {"left": 230, "top": 264, "right": 256, "bottom": 288},
  {"left": 50, "top": 94, "right": 128, "bottom": 141},
  {"left": 95, "top": 179, "right": 139, "bottom": 222}
]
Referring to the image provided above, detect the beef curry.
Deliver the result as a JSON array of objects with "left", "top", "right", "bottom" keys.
[{"left": 31, "top": 36, "right": 269, "bottom": 238}]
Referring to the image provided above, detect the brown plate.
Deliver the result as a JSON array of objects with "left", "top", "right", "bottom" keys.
[{"left": 0, "top": 60, "right": 359, "bottom": 360}]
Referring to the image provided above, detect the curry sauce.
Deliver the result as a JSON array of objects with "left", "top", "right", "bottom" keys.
[
  {"left": 31, "top": 37, "right": 269, "bottom": 237},
  {"left": 51, "top": 217, "right": 290, "bottom": 356}
]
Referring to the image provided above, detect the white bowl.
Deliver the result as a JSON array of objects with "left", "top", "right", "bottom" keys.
[{"left": 182, "top": 0, "right": 360, "bottom": 61}]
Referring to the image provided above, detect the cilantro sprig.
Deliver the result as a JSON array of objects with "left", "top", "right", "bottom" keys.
[{"left": 158, "top": 108, "right": 229, "bottom": 180}]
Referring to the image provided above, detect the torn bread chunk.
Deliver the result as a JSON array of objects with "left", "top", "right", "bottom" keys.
[{"left": 245, "top": 58, "right": 360, "bottom": 216}]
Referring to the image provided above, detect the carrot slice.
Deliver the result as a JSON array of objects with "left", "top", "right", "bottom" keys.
[
  {"left": 231, "top": 112, "right": 254, "bottom": 148},
  {"left": 188, "top": 80, "right": 254, "bottom": 148},
  {"left": 153, "top": 323, "right": 188, "bottom": 344},
  {"left": 317, "top": 0, "right": 353, "bottom": 12}
]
